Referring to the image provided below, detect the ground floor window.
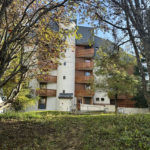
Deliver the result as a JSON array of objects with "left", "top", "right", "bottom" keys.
[
  {"left": 85, "top": 97, "right": 91, "bottom": 104},
  {"left": 38, "top": 97, "right": 47, "bottom": 109}
]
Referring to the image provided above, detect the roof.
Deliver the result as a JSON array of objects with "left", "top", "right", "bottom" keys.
[{"left": 58, "top": 93, "right": 73, "bottom": 99}]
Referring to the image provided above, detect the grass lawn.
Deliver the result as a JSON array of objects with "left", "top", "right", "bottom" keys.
[{"left": 0, "top": 111, "right": 150, "bottom": 150}]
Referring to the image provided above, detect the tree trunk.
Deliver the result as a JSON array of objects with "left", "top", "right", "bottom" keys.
[
  {"left": 115, "top": 93, "right": 118, "bottom": 113},
  {"left": 147, "top": 102, "right": 150, "bottom": 113}
]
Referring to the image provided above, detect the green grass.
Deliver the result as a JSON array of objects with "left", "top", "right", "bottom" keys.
[{"left": 0, "top": 111, "right": 150, "bottom": 150}]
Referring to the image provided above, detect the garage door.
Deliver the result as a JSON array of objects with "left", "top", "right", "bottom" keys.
[{"left": 59, "top": 99, "right": 71, "bottom": 111}]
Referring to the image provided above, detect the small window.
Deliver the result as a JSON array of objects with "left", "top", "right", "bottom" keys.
[
  {"left": 63, "top": 90, "right": 65, "bottom": 93},
  {"left": 85, "top": 45, "right": 92, "bottom": 49},
  {"left": 85, "top": 84, "right": 90, "bottom": 89},
  {"left": 39, "top": 98, "right": 46, "bottom": 109},
  {"left": 63, "top": 76, "right": 66, "bottom": 79},
  {"left": 101, "top": 98, "right": 104, "bottom": 101},
  {"left": 64, "top": 62, "right": 66, "bottom": 66},
  {"left": 96, "top": 98, "right": 99, "bottom": 101},
  {"left": 85, "top": 72, "right": 91, "bottom": 76},
  {"left": 65, "top": 49, "right": 66, "bottom": 52},
  {"left": 96, "top": 47, "right": 99, "bottom": 50},
  {"left": 85, "top": 59, "right": 91, "bottom": 62}
]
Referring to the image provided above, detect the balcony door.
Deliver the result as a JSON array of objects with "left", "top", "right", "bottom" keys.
[
  {"left": 84, "top": 97, "right": 91, "bottom": 104},
  {"left": 39, "top": 97, "right": 47, "bottom": 109},
  {"left": 77, "top": 99, "right": 82, "bottom": 110},
  {"left": 40, "top": 83, "right": 47, "bottom": 89}
]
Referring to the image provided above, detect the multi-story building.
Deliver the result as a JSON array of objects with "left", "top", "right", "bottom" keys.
[{"left": 26, "top": 21, "right": 136, "bottom": 112}]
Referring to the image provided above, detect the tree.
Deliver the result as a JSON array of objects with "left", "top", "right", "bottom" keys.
[
  {"left": 0, "top": 0, "right": 81, "bottom": 108},
  {"left": 131, "top": 58, "right": 149, "bottom": 108},
  {"left": 92, "top": 41, "right": 139, "bottom": 112},
  {"left": 78, "top": 0, "right": 150, "bottom": 111}
]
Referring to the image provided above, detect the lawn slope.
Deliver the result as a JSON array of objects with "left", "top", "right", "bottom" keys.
[{"left": 0, "top": 111, "right": 150, "bottom": 150}]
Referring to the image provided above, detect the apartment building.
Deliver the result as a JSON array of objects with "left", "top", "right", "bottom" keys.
[{"left": 26, "top": 21, "right": 136, "bottom": 112}]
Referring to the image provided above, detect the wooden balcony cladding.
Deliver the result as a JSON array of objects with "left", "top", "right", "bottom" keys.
[
  {"left": 75, "top": 62, "right": 94, "bottom": 70},
  {"left": 76, "top": 48, "right": 94, "bottom": 57},
  {"left": 75, "top": 75, "right": 94, "bottom": 83},
  {"left": 48, "top": 64, "right": 58, "bottom": 69},
  {"left": 36, "top": 89, "right": 56, "bottom": 97},
  {"left": 37, "top": 74, "right": 57, "bottom": 83},
  {"left": 75, "top": 89, "right": 94, "bottom": 97}
]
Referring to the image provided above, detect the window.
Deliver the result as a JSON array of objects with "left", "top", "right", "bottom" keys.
[
  {"left": 64, "top": 62, "right": 66, "bottom": 66},
  {"left": 40, "top": 83, "right": 47, "bottom": 89},
  {"left": 85, "top": 59, "right": 91, "bottom": 62},
  {"left": 85, "top": 45, "right": 91, "bottom": 49},
  {"left": 65, "top": 49, "right": 66, "bottom": 53},
  {"left": 39, "top": 97, "right": 46, "bottom": 109},
  {"left": 64, "top": 29, "right": 68, "bottom": 31},
  {"left": 85, "top": 97, "right": 91, "bottom": 104},
  {"left": 63, "top": 90, "right": 65, "bottom": 93},
  {"left": 96, "top": 98, "right": 99, "bottom": 101},
  {"left": 63, "top": 76, "right": 66, "bottom": 79},
  {"left": 85, "top": 84, "right": 91, "bottom": 89},
  {"left": 101, "top": 98, "right": 104, "bottom": 101},
  {"left": 85, "top": 72, "right": 91, "bottom": 76}
]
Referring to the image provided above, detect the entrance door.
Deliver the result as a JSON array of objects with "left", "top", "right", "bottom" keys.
[
  {"left": 85, "top": 97, "right": 91, "bottom": 104},
  {"left": 77, "top": 99, "right": 82, "bottom": 110}
]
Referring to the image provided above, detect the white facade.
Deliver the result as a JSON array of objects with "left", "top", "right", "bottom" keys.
[
  {"left": 26, "top": 22, "right": 113, "bottom": 112},
  {"left": 93, "top": 91, "right": 110, "bottom": 104},
  {"left": 27, "top": 21, "right": 76, "bottom": 112}
]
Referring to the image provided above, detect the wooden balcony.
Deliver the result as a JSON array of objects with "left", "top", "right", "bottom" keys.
[
  {"left": 110, "top": 95, "right": 126, "bottom": 100},
  {"left": 37, "top": 74, "right": 57, "bottom": 83},
  {"left": 75, "top": 89, "right": 94, "bottom": 97},
  {"left": 75, "top": 75, "right": 94, "bottom": 83},
  {"left": 48, "top": 64, "right": 58, "bottom": 69},
  {"left": 75, "top": 62, "right": 94, "bottom": 70},
  {"left": 76, "top": 48, "right": 94, "bottom": 57},
  {"left": 36, "top": 89, "right": 56, "bottom": 97}
]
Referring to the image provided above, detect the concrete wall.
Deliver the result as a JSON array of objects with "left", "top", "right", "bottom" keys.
[
  {"left": 105, "top": 105, "right": 115, "bottom": 112},
  {"left": 47, "top": 97, "right": 56, "bottom": 110},
  {"left": 80, "top": 104, "right": 104, "bottom": 111},
  {"left": 47, "top": 83, "right": 57, "bottom": 90},
  {"left": 118, "top": 107, "right": 149, "bottom": 114}
]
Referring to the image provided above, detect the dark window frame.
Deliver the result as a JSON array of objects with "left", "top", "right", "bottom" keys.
[
  {"left": 63, "top": 90, "right": 65, "bottom": 93},
  {"left": 101, "top": 98, "right": 104, "bottom": 101},
  {"left": 64, "top": 62, "right": 66, "bottom": 66},
  {"left": 96, "top": 98, "right": 99, "bottom": 101},
  {"left": 38, "top": 97, "right": 47, "bottom": 109},
  {"left": 40, "top": 83, "right": 47, "bottom": 89},
  {"left": 63, "top": 76, "right": 66, "bottom": 79},
  {"left": 85, "top": 45, "right": 92, "bottom": 49}
]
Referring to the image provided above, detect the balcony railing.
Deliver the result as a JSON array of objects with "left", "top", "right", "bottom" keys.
[
  {"left": 75, "top": 62, "right": 94, "bottom": 70},
  {"left": 75, "top": 75, "right": 93, "bottom": 83},
  {"left": 76, "top": 48, "right": 94, "bottom": 57},
  {"left": 75, "top": 89, "right": 94, "bottom": 97},
  {"left": 37, "top": 74, "right": 57, "bottom": 83},
  {"left": 36, "top": 89, "right": 56, "bottom": 96}
]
